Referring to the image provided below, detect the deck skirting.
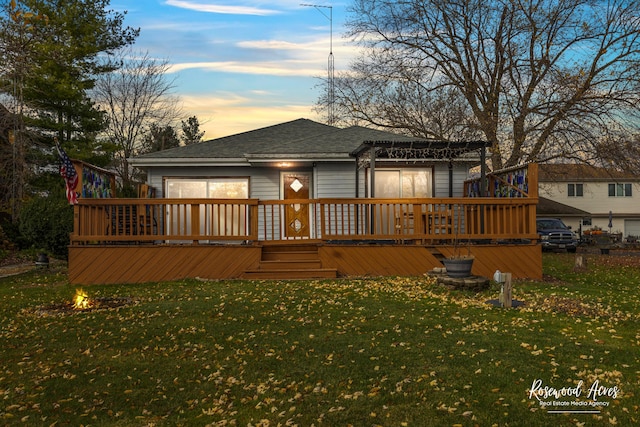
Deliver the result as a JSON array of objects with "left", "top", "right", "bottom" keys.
[
  {"left": 68, "top": 243, "right": 541, "bottom": 284},
  {"left": 68, "top": 245, "right": 262, "bottom": 285},
  {"left": 319, "top": 244, "right": 541, "bottom": 280}
]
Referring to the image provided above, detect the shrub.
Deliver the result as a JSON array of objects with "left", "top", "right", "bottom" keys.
[{"left": 19, "top": 195, "right": 74, "bottom": 259}]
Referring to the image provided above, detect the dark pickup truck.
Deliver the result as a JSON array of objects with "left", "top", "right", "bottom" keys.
[{"left": 537, "top": 218, "right": 578, "bottom": 253}]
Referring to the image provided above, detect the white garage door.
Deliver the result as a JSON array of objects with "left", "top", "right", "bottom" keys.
[{"left": 624, "top": 220, "right": 640, "bottom": 239}]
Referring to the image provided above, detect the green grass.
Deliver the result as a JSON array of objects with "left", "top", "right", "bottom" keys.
[{"left": 1, "top": 253, "right": 639, "bottom": 426}]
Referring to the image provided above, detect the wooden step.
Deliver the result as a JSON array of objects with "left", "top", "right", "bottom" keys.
[
  {"left": 261, "top": 244, "right": 319, "bottom": 252},
  {"left": 261, "top": 250, "right": 319, "bottom": 261},
  {"left": 258, "top": 260, "right": 323, "bottom": 270},
  {"left": 429, "top": 247, "right": 446, "bottom": 261},
  {"left": 241, "top": 243, "right": 335, "bottom": 279},
  {"left": 241, "top": 268, "right": 338, "bottom": 280}
]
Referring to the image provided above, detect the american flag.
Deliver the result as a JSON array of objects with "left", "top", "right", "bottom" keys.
[{"left": 57, "top": 144, "right": 79, "bottom": 205}]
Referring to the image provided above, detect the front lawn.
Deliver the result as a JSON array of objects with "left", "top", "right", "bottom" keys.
[{"left": 1, "top": 253, "right": 638, "bottom": 426}]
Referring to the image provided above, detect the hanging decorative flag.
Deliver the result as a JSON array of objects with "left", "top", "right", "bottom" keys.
[{"left": 57, "top": 143, "right": 79, "bottom": 205}]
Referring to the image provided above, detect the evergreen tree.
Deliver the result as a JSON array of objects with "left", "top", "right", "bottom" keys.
[
  {"left": 17, "top": 0, "right": 139, "bottom": 144},
  {"left": 181, "top": 116, "right": 205, "bottom": 145},
  {"left": 141, "top": 124, "right": 180, "bottom": 154},
  {"left": 0, "top": 0, "right": 138, "bottom": 220}
]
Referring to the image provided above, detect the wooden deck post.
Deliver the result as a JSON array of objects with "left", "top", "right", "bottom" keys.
[
  {"left": 191, "top": 203, "right": 200, "bottom": 244},
  {"left": 250, "top": 203, "right": 259, "bottom": 241}
]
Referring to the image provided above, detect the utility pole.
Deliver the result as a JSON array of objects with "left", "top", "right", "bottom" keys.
[{"left": 301, "top": 3, "right": 335, "bottom": 126}]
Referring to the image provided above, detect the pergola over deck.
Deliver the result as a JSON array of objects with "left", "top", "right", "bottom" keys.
[{"left": 350, "top": 139, "right": 492, "bottom": 197}]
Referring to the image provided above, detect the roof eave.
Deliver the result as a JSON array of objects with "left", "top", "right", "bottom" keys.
[
  {"left": 128, "top": 157, "right": 250, "bottom": 168},
  {"left": 246, "top": 153, "right": 352, "bottom": 160}
]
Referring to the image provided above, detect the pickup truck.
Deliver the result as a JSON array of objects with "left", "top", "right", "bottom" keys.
[{"left": 536, "top": 218, "right": 578, "bottom": 253}]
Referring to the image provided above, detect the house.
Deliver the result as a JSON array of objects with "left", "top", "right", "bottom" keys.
[
  {"left": 68, "top": 119, "right": 541, "bottom": 284},
  {"left": 538, "top": 164, "right": 640, "bottom": 238},
  {"left": 536, "top": 197, "right": 590, "bottom": 233}
]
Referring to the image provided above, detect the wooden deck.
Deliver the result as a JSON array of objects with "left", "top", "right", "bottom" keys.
[{"left": 68, "top": 197, "right": 542, "bottom": 284}]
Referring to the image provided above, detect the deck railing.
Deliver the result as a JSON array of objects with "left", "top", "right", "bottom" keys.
[{"left": 71, "top": 197, "right": 539, "bottom": 244}]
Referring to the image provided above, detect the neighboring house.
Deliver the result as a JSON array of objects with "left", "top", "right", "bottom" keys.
[
  {"left": 536, "top": 197, "right": 590, "bottom": 231},
  {"left": 68, "top": 119, "right": 541, "bottom": 284},
  {"left": 539, "top": 164, "right": 640, "bottom": 238}
]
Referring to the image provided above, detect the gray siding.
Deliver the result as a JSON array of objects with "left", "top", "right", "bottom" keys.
[
  {"left": 249, "top": 168, "right": 280, "bottom": 200},
  {"left": 315, "top": 163, "right": 359, "bottom": 198},
  {"left": 433, "top": 163, "right": 468, "bottom": 197}
]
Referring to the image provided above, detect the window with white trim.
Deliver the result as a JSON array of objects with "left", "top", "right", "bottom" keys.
[
  {"left": 567, "top": 183, "right": 583, "bottom": 197},
  {"left": 608, "top": 183, "right": 632, "bottom": 197}
]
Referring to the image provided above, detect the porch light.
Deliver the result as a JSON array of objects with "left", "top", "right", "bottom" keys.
[{"left": 278, "top": 162, "right": 292, "bottom": 168}]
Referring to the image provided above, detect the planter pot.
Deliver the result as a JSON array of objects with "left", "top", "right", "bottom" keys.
[
  {"left": 443, "top": 257, "right": 474, "bottom": 278},
  {"left": 35, "top": 253, "right": 49, "bottom": 268}
]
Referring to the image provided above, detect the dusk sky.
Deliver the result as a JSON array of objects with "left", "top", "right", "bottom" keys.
[{"left": 115, "top": 0, "right": 354, "bottom": 140}]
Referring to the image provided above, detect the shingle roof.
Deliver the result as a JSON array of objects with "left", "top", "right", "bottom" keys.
[
  {"left": 247, "top": 125, "right": 419, "bottom": 157},
  {"left": 539, "top": 164, "right": 638, "bottom": 181},
  {"left": 133, "top": 118, "right": 338, "bottom": 160},
  {"left": 131, "top": 119, "right": 432, "bottom": 165},
  {"left": 537, "top": 197, "right": 591, "bottom": 216},
  {"left": 130, "top": 118, "right": 486, "bottom": 166}
]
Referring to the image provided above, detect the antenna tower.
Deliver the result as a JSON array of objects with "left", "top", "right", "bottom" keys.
[{"left": 301, "top": 3, "right": 335, "bottom": 126}]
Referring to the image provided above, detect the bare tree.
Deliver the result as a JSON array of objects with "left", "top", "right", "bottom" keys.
[
  {"left": 339, "top": 0, "right": 640, "bottom": 170},
  {"left": 94, "top": 48, "right": 180, "bottom": 186},
  {"left": 328, "top": 50, "right": 483, "bottom": 141}
]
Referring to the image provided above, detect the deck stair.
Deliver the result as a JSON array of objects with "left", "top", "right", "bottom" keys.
[
  {"left": 429, "top": 247, "right": 447, "bottom": 263},
  {"left": 242, "top": 244, "right": 338, "bottom": 279}
]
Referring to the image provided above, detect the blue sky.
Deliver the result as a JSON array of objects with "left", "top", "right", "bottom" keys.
[{"left": 114, "top": 0, "right": 353, "bottom": 140}]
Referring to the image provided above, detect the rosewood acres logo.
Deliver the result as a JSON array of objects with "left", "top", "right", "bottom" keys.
[{"left": 528, "top": 378, "right": 620, "bottom": 414}]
